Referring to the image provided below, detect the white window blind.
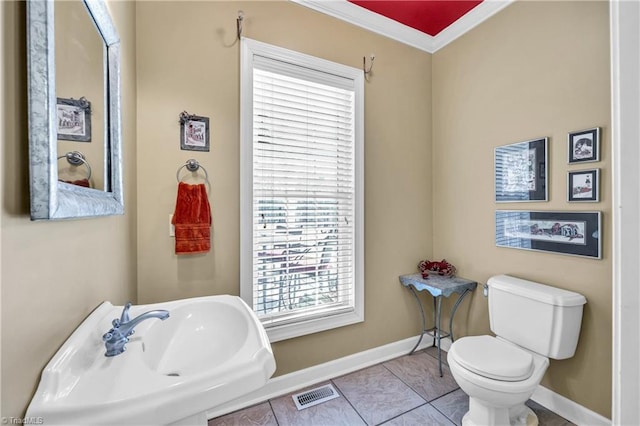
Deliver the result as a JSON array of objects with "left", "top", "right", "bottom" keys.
[{"left": 240, "top": 38, "right": 364, "bottom": 342}]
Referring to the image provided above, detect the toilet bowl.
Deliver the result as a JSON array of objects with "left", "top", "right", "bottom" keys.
[
  {"left": 448, "top": 275, "right": 586, "bottom": 426},
  {"left": 448, "top": 336, "right": 549, "bottom": 426}
]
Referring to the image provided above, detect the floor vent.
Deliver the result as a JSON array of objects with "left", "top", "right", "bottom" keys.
[{"left": 292, "top": 384, "right": 340, "bottom": 410}]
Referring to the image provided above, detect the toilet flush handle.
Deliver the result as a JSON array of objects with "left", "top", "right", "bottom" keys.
[{"left": 483, "top": 283, "right": 489, "bottom": 297}]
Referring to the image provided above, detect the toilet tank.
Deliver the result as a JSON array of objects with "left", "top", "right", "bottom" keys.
[{"left": 488, "top": 275, "right": 587, "bottom": 359}]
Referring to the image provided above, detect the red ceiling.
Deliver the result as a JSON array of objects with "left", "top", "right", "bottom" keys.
[{"left": 347, "top": 0, "right": 484, "bottom": 37}]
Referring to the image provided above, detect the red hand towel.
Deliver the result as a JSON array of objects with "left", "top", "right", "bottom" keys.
[
  {"left": 58, "top": 178, "right": 91, "bottom": 188},
  {"left": 172, "top": 182, "right": 212, "bottom": 255}
]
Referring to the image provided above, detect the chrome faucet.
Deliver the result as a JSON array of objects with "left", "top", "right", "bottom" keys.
[{"left": 102, "top": 302, "right": 170, "bottom": 357}]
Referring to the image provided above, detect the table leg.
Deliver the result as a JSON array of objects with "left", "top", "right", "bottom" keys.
[
  {"left": 431, "top": 297, "right": 437, "bottom": 347},
  {"left": 408, "top": 286, "right": 426, "bottom": 355},
  {"left": 435, "top": 296, "right": 443, "bottom": 377},
  {"left": 448, "top": 288, "right": 471, "bottom": 342}
]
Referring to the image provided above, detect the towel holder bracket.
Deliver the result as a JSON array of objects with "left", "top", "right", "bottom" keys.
[
  {"left": 176, "top": 159, "right": 209, "bottom": 183},
  {"left": 57, "top": 151, "right": 92, "bottom": 180},
  {"left": 185, "top": 159, "right": 199, "bottom": 172}
]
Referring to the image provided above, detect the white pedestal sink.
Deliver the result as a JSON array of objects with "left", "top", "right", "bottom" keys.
[{"left": 26, "top": 295, "right": 276, "bottom": 425}]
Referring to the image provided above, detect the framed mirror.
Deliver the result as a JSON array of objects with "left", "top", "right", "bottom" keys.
[{"left": 27, "top": 0, "right": 123, "bottom": 220}]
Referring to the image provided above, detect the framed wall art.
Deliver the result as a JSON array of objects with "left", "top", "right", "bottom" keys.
[
  {"left": 180, "top": 111, "right": 210, "bottom": 152},
  {"left": 495, "top": 210, "right": 601, "bottom": 259},
  {"left": 495, "top": 138, "right": 548, "bottom": 202},
  {"left": 568, "top": 169, "right": 599, "bottom": 202},
  {"left": 568, "top": 127, "right": 600, "bottom": 164},
  {"left": 56, "top": 97, "right": 91, "bottom": 142}
]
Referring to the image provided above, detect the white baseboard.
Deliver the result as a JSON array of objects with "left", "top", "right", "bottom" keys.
[
  {"left": 206, "top": 334, "right": 441, "bottom": 419},
  {"left": 207, "top": 335, "right": 608, "bottom": 426},
  {"left": 531, "top": 385, "right": 611, "bottom": 426}
]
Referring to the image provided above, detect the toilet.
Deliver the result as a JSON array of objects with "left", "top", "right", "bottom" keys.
[{"left": 448, "top": 275, "right": 587, "bottom": 426}]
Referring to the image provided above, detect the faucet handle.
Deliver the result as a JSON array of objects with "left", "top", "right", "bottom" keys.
[{"left": 120, "top": 302, "right": 132, "bottom": 323}]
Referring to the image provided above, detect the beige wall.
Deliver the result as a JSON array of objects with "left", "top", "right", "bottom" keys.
[
  {"left": 135, "top": 1, "right": 433, "bottom": 375},
  {"left": 0, "top": 0, "right": 137, "bottom": 418},
  {"left": 433, "top": 1, "right": 611, "bottom": 418}
]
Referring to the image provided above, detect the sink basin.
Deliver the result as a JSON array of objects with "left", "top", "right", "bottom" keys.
[
  {"left": 142, "top": 298, "right": 253, "bottom": 376},
  {"left": 26, "top": 295, "right": 276, "bottom": 425}
]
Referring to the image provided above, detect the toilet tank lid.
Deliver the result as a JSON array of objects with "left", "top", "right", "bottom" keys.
[{"left": 488, "top": 275, "right": 587, "bottom": 307}]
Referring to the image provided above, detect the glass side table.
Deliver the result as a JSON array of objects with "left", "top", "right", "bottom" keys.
[{"left": 399, "top": 273, "right": 478, "bottom": 377}]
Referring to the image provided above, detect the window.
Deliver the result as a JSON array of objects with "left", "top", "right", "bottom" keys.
[{"left": 240, "top": 38, "right": 364, "bottom": 342}]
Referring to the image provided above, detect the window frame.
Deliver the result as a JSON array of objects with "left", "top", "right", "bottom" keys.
[{"left": 240, "top": 37, "right": 364, "bottom": 343}]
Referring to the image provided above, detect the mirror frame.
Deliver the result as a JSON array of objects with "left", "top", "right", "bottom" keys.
[{"left": 27, "top": 0, "right": 123, "bottom": 220}]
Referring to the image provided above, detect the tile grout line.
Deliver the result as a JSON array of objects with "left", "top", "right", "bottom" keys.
[
  {"left": 431, "top": 386, "right": 463, "bottom": 402},
  {"left": 380, "top": 362, "right": 429, "bottom": 402},
  {"left": 373, "top": 402, "right": 431, "bottom": 426},
  {"left": 430, "top": 398, "right": 461, "bottom": 426},
  {"left": 373, "top": 355, "right": 431, "bottom": 422},
  {"left": 330, "top": 354, "right": 435, "bottom": 426},
  {"left": 267, "top": 400, "right": 280, "bottom": 426},
  {"left": 381, "top": 351, "right": 456, "bottom": 404},
  {"left": 329, "top": 378, "right": 370, "bottom": 426},
  {"left": 427, "top": 380, "right": 465, "bottom": 425},
  {"left": 380, "top": 350, "right": 462, "bottom": 425},
  {"left": 423, "top": 346, "right": 465, "bottom": 425},
  {"left": 375, "top": 353, "right": 461, "bottom": 425}
]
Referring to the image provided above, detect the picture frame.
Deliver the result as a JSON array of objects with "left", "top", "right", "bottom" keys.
[
  {"left": 495, "top": 210, "right": 601, "bottom": 259},
  {"left": 568, "top": 169, "right": 599, "bottom": 202},
  {"left": 180, "top": 112, "right": 210, "bottom": 152},
  {"left": 56, "top": 97, "right": 91, "bottom": 142},
  {"left": 495, "top": 138, "right": 548, "bottom": 202},
  {"left": 568, "top": 127, "right": 600, "bottom": 163}
]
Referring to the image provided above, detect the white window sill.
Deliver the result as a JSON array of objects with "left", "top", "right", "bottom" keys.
[{"left": 263, "top": 308, "right": 364, "bottom": 343}]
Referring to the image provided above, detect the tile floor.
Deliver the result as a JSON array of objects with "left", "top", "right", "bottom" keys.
[{"left": 209, "top": 347, "right": 575, "bottom": 426}]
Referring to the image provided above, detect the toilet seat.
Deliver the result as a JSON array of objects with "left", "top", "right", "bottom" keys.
[{"left": 449, "top": 336, "right": 534, "bottom": 382}]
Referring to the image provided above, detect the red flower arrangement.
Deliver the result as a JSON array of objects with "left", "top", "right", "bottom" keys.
[{"left": 417, "top": 259, "right": 456, "bottom": 279}]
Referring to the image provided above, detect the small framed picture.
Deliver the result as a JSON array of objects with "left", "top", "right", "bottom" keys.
[
  {"left": 568, "top": 169, "right": 599, "bottom": 202},
  {"left": 56, "top": 97, "right": 91, "bottom": 142},
  {"left": 495, "top": 137, "right": 548, "bottom": 202},
  {"left": 180, "top": 113, "right": 210, "bottom": 152},
  {"left": 568, "top": 127, "right": 600, "bottom": 163}
]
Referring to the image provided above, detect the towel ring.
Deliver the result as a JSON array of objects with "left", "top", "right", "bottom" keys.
[
  {"left": 57, "top": 151, "right": 92, "bottom": 180},
  {"left": 176, "top": 159, "right": 209, "bottom": 183}
]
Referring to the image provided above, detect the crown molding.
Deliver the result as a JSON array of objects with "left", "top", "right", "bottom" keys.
[
  {"left": 290, "top": 0, "right": 514, "bottom": 54},
  {"left": 432, "top": 0, "right": 515, "bottom": 52},
  {"left": 290, "top": 0, "right": 436, "bottom": 53}
]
